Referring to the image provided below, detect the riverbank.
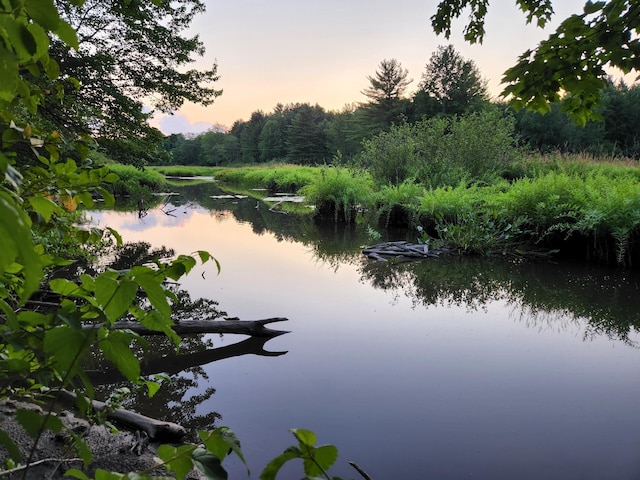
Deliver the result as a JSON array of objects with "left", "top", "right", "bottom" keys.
[
  {"left": 0, "top": 400, "right": 203, "bottom": 479},
  {"left": 150, "top": 160, "right": 640, "bottom": 266}
]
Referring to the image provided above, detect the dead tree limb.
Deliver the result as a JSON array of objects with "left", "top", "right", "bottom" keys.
[
  {"left": 86, "top": 317, "right": 290, "bottom": 338},
  {"left": 57, "top": 390, "right": 186, "bottom": 442}
]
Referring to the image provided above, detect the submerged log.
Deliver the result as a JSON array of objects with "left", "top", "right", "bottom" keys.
[
  {"left": 57, "top": 390, "right": 186, "bottom": 442},
  {"left": 86, "top": 317, "right": 289, "bottom": 338}
]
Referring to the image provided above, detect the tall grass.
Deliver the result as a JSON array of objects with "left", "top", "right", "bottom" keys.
[
  {"left": 300, "top": 167, "right": 374, "bottom": 222},
  {"left": 106, "top": 164, "right": 168, "bottom": 199},
  {"left": 375, "top": 181, "right": 425, "bottom": 227},
  {"left": 211, "top": 165, "right": 318, "bottom": 192}
]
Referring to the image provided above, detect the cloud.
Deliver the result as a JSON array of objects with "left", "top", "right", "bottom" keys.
[{"left": 153, "top": 112, "right": 215, "bottom": 136}]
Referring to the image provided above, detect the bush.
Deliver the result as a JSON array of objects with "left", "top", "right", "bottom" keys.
[{"left": 358, "top": 110, "right": 520, "bottom": 188}]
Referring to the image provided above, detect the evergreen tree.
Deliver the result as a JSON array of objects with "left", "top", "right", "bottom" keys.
[
  {"left": 285, "top": 104, "right": 330, "bottom": 164},
  {"left": 360, "top": 59, "right": 413, "bottom": 133},
  {"left": 417, "top": 45, "right": 488, "bottom": 117}
]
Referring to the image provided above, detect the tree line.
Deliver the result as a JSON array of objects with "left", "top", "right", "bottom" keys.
[{"left": 159, "top": 45, "right": 640, "bottom": 167}]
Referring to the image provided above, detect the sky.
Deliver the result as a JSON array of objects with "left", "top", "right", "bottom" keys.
[{"left": 153, "top": 0, "right": 599, "bottom": 135}]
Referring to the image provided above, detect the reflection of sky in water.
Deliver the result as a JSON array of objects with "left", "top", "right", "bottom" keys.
[{"left": 94, "top": 205, "right": 640, "bottom": 480}]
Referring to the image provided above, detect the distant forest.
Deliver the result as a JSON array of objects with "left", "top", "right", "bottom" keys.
[{"left": 157, "top": 47, "right": 640, "bottom": 167}]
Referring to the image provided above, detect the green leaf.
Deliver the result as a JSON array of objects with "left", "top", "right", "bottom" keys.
[
  {"left": 259, "top": 447, "right": 302, "bottom": 480},
  {"left": 0, "top": 191, "right": 42, "bottom": 302},
  {"left": 54, "top": 19, "right": 79, "bottom": 49},
  {"left": 106, "top": 227, "right": 123, "bottom": 246},
  {"left": 199, "top": 427, "right": 248, "bottom": 471},
  {"left": 143, "top": 380, "right": 161, "bottom": 398},
  {"left": 309, "top": 445, "right": 338, "bottom": 473},
  {"left": 0, "top": 429, "right": 21, "bottom": 462},
  {"left": 0, "top": 298, "right": 18, "bottom": 330},
  {"left": 15, "top": 409, "right": 63, "bottom": 437},
  {"left": 99, "top": 330, "right": 141, "bottom": 382},
  {"left": 49, "top": 277, "right": 81, "bottom": 297},
  {"left": 28, "top": 195, "right": 59, "bottom": 222},
  {"left": 94, "top": 470, "right": 127, "bottom": 480},
  {"left": 43, "top": 326, "right": 91, "bottom": 374},
  {"left": 191, "top": 447, "right": 228, "bottom": 480},
  {"left": 157, "top": 444, "right": 195, "bottom": 480},
  {"left": 132, "top": 268, "right": 171, "bottom": 319},
  {"left": 24, "top": 0, "right": 60, "bottom": 31},
  {"left": 291, "top": 428, "right": 317, "bottom": 447},
  {"left": 175, "top": 255, "right": 197, "bottom": 274},
  {"left": 0, "top": 358, "right": 30, "bottom": 372},
  {"left": 3, "top": 20, "right": 37, "bottom": 60},
  {"left": 0, "top": 46, "right": 19, "bottom": 101},
  {"left": 75, "top": 191, "right": 94, "bottom": 208},
  {"left": 62, "top": 469, "right": 90, "bottom": 480},
  {"left": 140, "top": 310, "right": 180, "bottom": 346},
  {"left": 16, "top": 310, "right": 48, "bottom": 327},
  {"left": 26, "top": 21, "right": 51, "bottom": 58},
  {"left": 94, "top": 275, "right": 137, "bottom": 323}
]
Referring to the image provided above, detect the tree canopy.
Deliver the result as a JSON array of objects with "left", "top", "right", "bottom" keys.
[
  {"left": 431, "top": 0, "right": 640, "bottom": 124},
  {"left": 34, "top": 0, "right": 221, "bottom": 164}
]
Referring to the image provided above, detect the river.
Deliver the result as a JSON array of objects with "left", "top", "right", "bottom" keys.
[{"left": 89, "top": 182, "right": 640, "bottom": 480}]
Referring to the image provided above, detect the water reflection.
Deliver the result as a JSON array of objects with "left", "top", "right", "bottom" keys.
[
  {"left": 91, "top": 182, "right": 640, "bottom": 479},
  {"left": 357, "top": 257, "right": 640, "bottom": 344},
  {"left": 148, "top": 182, "right": 640, "bottom": 345}
]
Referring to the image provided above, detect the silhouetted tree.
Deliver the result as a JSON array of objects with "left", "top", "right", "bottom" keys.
[
  {"left": 360, "top": 59, "right": 413, "bottom": 134},
  {"left": 416, "top": 45, "right": 487, "bottom": 117}
]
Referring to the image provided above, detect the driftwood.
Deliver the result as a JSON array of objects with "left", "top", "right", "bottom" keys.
[
  {"left": 363, "top": 241, "right": 448, "bottom": 262},
  {"left": 86, "top": 317, "right": 289, "bottom": 338},
  {"left": 57, "top": 390, "right": 186, "bottom": 442},
  {"left": 86, "top": 336, "right": 287, "bottom": 386}
]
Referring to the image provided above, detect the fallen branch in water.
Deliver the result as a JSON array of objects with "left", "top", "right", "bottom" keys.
[{"left": 85, "top": 317, "right": 290, "bottom": 338}]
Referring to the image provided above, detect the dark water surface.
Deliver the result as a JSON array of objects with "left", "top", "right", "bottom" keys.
[{"left": 90, "top": 183, "right": 640, "bottom": 480}]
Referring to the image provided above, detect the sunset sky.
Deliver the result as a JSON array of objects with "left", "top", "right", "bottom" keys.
[{"left": 153, "top": 0, "right": 594, "bottom": 134}]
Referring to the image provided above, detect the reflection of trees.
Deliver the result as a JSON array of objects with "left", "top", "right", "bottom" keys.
[
  {"left": 162, "top": 182, "right": 375, "bottom": 270},
  {"left": 79, "top": 239, "right": 288, "bottom": 437},
  {"left": 359, "top": 255, "right": 640, "bottom": 344},
  {"left": 95, "top": 338, "right": 220, "bottom": 438},
  {"left": 93, "top": 335, "right": 287, "bottom": 439},
  {"left": 112, "top": 182, "right": 640, "bottom": 345}
]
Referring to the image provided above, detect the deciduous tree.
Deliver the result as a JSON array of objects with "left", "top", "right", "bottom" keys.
[
  {"left": 431, "top": 0, "right": 640, "bottom": 124},
  {"left": 36, "top": 0, "right": 221, "bottom": 164}
]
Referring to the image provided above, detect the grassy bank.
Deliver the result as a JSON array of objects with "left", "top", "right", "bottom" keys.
[
  {"left": 152, "top": 156, "right": 640, "bottom": 265},
  {"left": 152, "top": 164, "right": 318, "bottom": 192},
  {"left": 106, "top": 163, "right": 168, "bottom": 199}
]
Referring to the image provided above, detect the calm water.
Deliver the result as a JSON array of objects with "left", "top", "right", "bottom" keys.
[{"left": 90, "top": 183, "right": 640, "bottom": 480}]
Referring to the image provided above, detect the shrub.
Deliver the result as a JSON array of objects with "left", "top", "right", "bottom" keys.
[{"left": 358, "top": 111, "right": 520, "bottom": 188}]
